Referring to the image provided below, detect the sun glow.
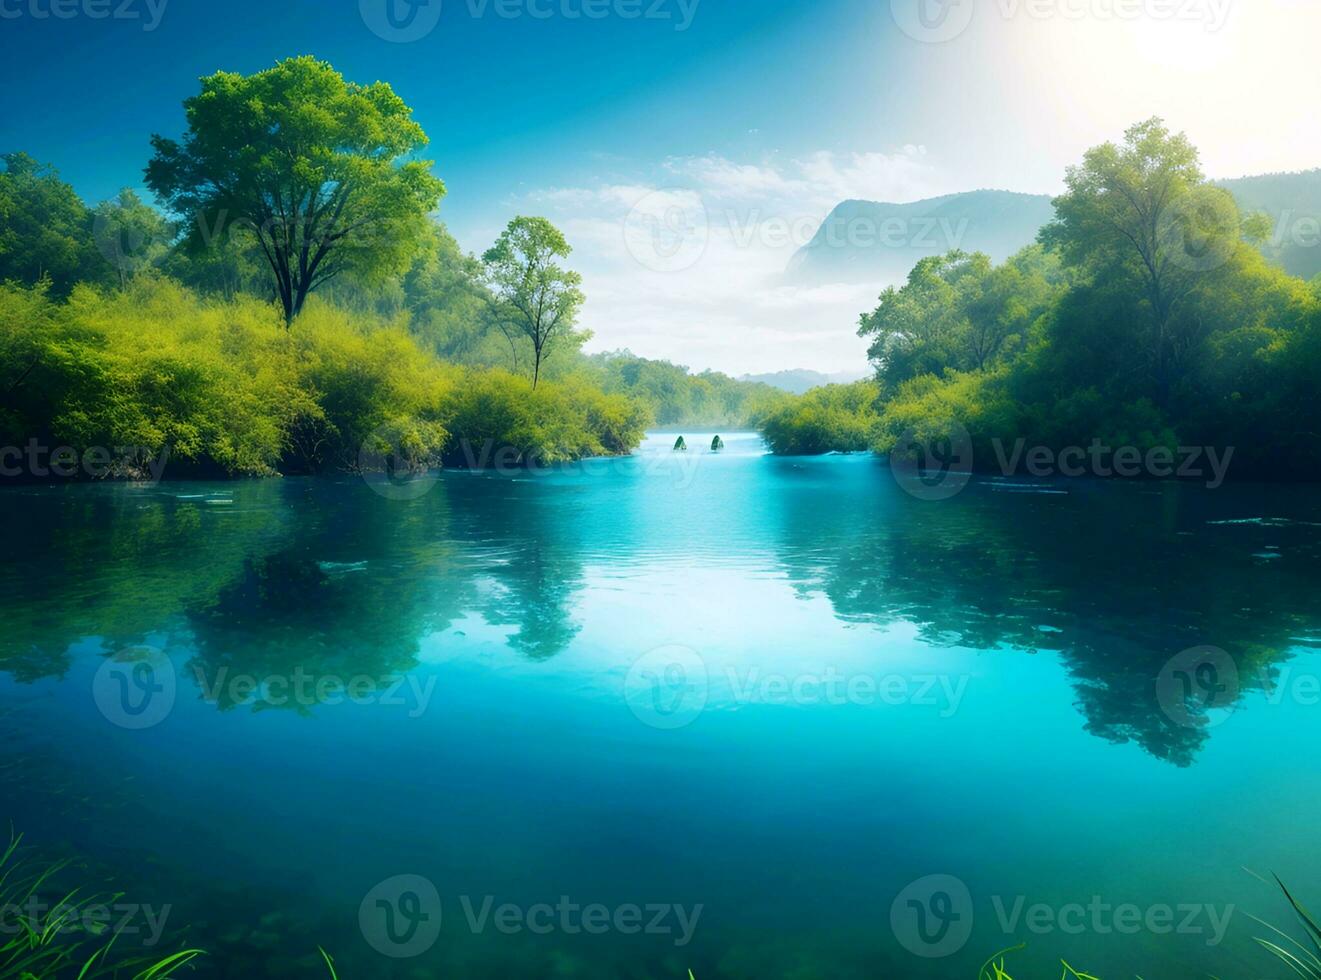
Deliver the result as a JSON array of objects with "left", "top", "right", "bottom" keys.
[{"left": 981, "top": 0, "right": 1321, "bottom": 181}]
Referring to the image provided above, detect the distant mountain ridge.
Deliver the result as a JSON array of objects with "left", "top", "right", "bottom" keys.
[
  {"left": 1217, "top": 170, "right": 1321, "bottom": 281},
  {"left": 786, "top": 190, "right": 1055, "bottom": 285},
  {"left": 738, "top": 368, "right": 869, "bottom": 394},
  {"left": 789, "top": 172, "right": 1321, "bottom": 287}
]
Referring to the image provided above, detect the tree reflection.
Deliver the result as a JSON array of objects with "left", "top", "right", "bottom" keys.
[
  {"left": 0, "top": 474, "right": 590, "bottom": 711},
  {"left": 769, "top": 461, "right": 1321, "bottom": 766},
  {"left": 440, "top": 472, "right": 586, "bottom": 661},
  {"left": 5, "top": 465, "right": 1317, "bottom": 755},
  {"left": 180, "top": 479, "right": 469, "bottom": 712},
  {"left": 0, "top": 485, "right": 286, "bottom": 681}
]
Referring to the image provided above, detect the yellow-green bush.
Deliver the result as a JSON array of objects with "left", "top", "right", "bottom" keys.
[
  {"left": 871, "top": 370, "right": 1014, "bottom": 459},
  {"left": 3, "top": 276, "right": 303, "bottom": 475},
  {"left": 758, "top": 381, "right": 879, "bottom": 455},
  {"left": 440, "top": 369, "right": 649, "bottom": 467},
  {"left": 287, "top": 299, "right": 460, "bottom": 473},
  {"left": 0, "top": 277, "right": 648, "bottom": 478}
]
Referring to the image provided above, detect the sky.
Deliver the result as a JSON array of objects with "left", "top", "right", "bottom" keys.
[{"left": 2, "top": 0, "right": 1319, "bottom": 373}]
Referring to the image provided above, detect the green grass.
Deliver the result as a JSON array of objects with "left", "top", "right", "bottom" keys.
[
  {"left": 0, "top": 832, "right": 203, "bottom": 979},
  {"left": 972, "top": 877, "right": 1321, "bottom": 980},
  {"left": 978, "top": 944, "right": 1100, "bottom": 980},
  {"left": 1251, "top": 875, "right": 1321, "bottom": 978},
  {"left": 8, "top": 833, "right": 1316, "bottom": 980}
]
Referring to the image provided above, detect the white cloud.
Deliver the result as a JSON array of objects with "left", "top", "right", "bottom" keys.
[{"left": 508, "top": 148, "right": 953, "bottom": 375}]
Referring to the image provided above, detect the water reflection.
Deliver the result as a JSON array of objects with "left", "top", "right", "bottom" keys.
[
  {"left": 766, "top": 459, "right": 1321, "bottom": 765},
  {"left": 3, "top": 455, "right": 1320, "bottom": 766}
]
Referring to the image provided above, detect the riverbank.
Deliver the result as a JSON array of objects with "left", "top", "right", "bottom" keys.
[{"left": 0, "top": 278, "right": 650, "bottom": 482}]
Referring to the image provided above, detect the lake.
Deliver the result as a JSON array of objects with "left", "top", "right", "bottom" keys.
[{"left": 3, "top": 431, "right": 1320, "bottom": 979}]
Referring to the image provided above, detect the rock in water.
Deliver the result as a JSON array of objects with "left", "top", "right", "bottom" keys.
[
  {"left": 711, "top": 435, "right": 724, "bottom": 451},
  {"left": 673, "top": 436, "right": 687, "bottom": 451}
]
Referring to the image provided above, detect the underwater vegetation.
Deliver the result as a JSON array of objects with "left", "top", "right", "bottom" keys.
[{"left": 0, "top": 833, "right": 202, "bottom": 979}]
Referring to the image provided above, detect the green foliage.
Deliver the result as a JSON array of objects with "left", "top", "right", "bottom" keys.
[
  {"left": 90, "top": 189, "right": 175, "bottom": 289},
  {"left": 482, "top": 216, "right": 586, "bottom": 387},
  {"left": 977, "top": 946, "right": 1098, "bottom": 980},
  {"left": 72, "top": 294, "right": 290, "bottom": 474},
  {"left": 759, "top": 381, "right": 879, "bottom": 455},
  {"left": 400, "top": 223, "right": 505, "bottom": 364},
  {"left": 1220, "top": 168, "right": 1321, "bottom": 280},
  {"left": 440, "top": 368, "right": 648, "bottom": 466},
  {"left": 0, "top": 832, "right": 204, "bottom": 979},
  {"left": 1040, "top": 117, "right": 1260, "bottom": 406},
  {"left": 160, "top": 215, "right": 268, "bottom": 301},
  {"left": 0, "top": 152, "right": 112, "bottom": 295},
  {"left": 585, "top": 350, "right": 786, "bottom": 427},
  {"left": 857, "top": 247, "right": 1066, "bottom": 392},
  {"left": 766, "top": 119, "right": 1321, "bottom": 480},
  {"left": 872, "top": 369, "right": 1002, "bottom": 456},
  {"left": 146, "top": 56, "right": 446, "bottom": 324},
  {"left": 1255, "top": 877, "right": 1321, "bottom": 978},
  {"left": 0, "top": 277, "right": 645, "bottom": 478},
  {"left": 285, "top": 300, "right": 458, "bottom": 473},
  {"left": 2, "top": 276, "right": 307, "bottom": 475}
]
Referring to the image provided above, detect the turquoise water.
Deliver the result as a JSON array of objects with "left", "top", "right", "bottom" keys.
[{"left": 3, "top": 432, "right": 1321, "bottom": 978}]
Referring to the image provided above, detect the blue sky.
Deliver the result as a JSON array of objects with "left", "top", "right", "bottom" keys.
[
  {"left": 1, "top": 0, "right": 886, "bottom": 234},
  {"left": 3, "top": 0, "right": 1319, "bottom": 372}
]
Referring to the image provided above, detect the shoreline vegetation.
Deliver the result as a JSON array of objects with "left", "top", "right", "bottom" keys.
[
  {"left": 0, "top": 57, "right": 783, "bottom": 483},
  {"left": 760, "top": 120, "right": 1321, "bottom": 481},
  {"left": 6, "top": 827, "right": 1320, "bottom": 980},
  {"left": 0, "top": 268, "right": 785, "bottom": 481},
  {"left": 2, "top": 64, "right": 1317, "bottom": 485}
]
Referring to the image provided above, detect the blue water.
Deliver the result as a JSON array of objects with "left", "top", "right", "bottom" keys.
[{"left": 3, "top": 432, "right": 1321, "bottom": 978}]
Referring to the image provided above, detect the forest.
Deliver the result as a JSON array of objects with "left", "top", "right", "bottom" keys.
[
  {"left": 762, "top": 119, "right": 1321, "bottom": 481},
  {"left": 0, "top": 56, "right": 777, "bottom": 480},
  {"left": 5, "top": 66, "right": 1315, "bottom": 484}
]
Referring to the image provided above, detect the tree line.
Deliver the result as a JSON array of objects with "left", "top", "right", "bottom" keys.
[
  {"left": 0, "top": 56, "right": 774, "bottom": 477},
  {"left": 762, "top": 119, "right": 1321, "bottom": 481}
]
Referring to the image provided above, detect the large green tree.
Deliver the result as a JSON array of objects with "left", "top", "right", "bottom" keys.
[
  {"left": 1039, "top": 117, "right": 1262, "bottom": 406},
  {"left": 858, "top": 247, "right": 1063, "bottom": 391},
  {"left": 145, "top": 56, "right": 446, "bottom": 325},
  {"left": 482, "top": 216, "right": 585, "bottom": 388}
]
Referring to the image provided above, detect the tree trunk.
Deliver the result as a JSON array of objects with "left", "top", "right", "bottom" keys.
[{"left": 278, "top": 280, "right": 295, "bottom": 328}]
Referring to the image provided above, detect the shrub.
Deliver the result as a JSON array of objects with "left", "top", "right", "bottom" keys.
[
  {"left": 0, "top": 278, "right": 648, "bottom": 480},
  {"left": 440, "top": 370, "right": 649, "bottom": 467},
  {"left": 759, "top": 381, "right": 879, "bottom": 455}
]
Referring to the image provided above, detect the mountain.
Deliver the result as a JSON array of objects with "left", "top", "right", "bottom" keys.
[
  {"left": 738, "top": 369, "right": 869, "bottom": 394},
  {"left": 1217, "top": 170, "right": 1321, "bottom": 281},
  {"left": 786, "top": 190, "right": 1054, "bottom": 285},
  {"left": 788, "top": 172, "right": 1321, "bottom": 287}
]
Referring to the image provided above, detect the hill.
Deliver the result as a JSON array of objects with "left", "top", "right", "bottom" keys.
[
  {"left": 785, "top": 190, "right": 1055, "bottom": 285},
  {"left": 737, "top": 369, "right": 869, "bottom": 394},
  {"left": 789, "top": 173, "right": 1321, "bottom": 286}
]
